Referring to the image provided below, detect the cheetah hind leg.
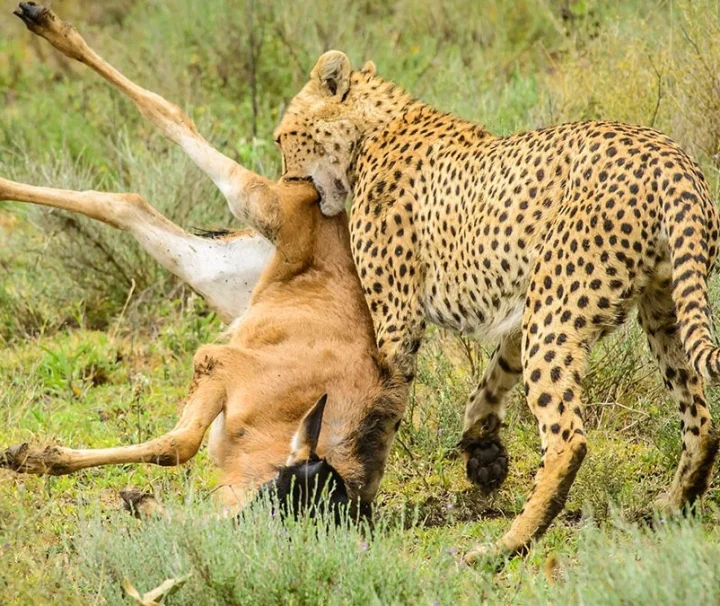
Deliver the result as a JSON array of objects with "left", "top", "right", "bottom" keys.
[
  {"left": 465, "top": 275, "right": 610, "bottom": 562},
  {"left": 637, "top": 286, "right": 720, "bottom": 517},
  {"left": 459, "top": 332, "right": 521, "bottom": 492},
  {"left": 464, "top": 328, "right": 590, "bottom": 563}
]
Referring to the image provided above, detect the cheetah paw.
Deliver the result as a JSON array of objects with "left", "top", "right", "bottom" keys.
[
  {"left": 463, "top": 542, "right": 509, "bottom": 571},
  {"left": 459, "top": 435, "right": 509, "bottom": 493}
]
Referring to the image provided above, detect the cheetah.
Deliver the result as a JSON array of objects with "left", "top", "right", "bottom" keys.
[{"left": 273, "top": 50, "right": 720, "bottom": 558}]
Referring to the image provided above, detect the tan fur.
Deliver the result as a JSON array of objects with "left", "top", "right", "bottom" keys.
[
  {"left": 1, "top": 6, "right": 405, "bottom": 512},
  {"left": 274, "top": 50, "right": 720, "bottom": 556}
]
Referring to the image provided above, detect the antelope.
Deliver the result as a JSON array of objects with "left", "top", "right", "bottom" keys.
[{"left": 1, "top": 3, "right": 406, "bottom": 517}]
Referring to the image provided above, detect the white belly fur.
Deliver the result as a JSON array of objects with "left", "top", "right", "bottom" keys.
[{"left": 207, "top": 412, "right": 225, "bottom": 466}]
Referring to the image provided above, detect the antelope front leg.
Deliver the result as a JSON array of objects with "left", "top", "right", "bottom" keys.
[
  {"left": 0, "top": 177, "right": 273, "bottom": 322},
  {"left": 13, "top": 2, "right": 282, "bottom": 240},
  {"left": 1, "top": 345, "right": 228, "bottom": 476}
]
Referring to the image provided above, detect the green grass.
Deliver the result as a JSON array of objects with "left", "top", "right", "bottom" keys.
[
  {"left": 2, "top": 319, "right": 719, "bottom": 603},
  {"left": 2, "top": 0, "right": 720, "bottom": 603},
  {"left": 70, "top": 507, "right": 720, "bottom": 605}
]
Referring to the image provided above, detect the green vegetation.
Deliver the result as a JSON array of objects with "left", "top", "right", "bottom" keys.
[{"left": 1, "top": 0, "right": 720, "bottom": 603}]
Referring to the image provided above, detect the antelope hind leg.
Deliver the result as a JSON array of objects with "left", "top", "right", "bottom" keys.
[
  {"left": 0, "top": 177, "right": 274, "bottom": 323},
  {"left": 13, "top": 2, "right": 283, "bottom": 241}
]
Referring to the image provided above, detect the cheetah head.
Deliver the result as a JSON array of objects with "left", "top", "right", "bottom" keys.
[{"left": 274, "top": 51, "right": 382, "bottom": 217}]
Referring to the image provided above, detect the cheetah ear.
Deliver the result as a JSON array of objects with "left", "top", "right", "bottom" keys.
[
  {"left": 360, "top": 60, "right": 377, "bottom": 76},
  {"left": 311, "top": 51, "right": 351, "bottom": 99}
]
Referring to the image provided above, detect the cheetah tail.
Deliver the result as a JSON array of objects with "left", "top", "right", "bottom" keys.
[{"left": 667, "top": 187, "right": 720, "bottom": 381}]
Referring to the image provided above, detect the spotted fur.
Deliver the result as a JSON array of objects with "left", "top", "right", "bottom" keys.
[{"left": 275, "top": 51, "right": 720, "bottom": 555}]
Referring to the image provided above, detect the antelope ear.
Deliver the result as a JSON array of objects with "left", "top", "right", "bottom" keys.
[
  {"left": 311, "top": 51, "right": 351, "bottom": 98},
  {"left": 360, "top": 60, "right": 376, "bottom": 76},
  {"left": 291, "top": 394, "right": 328, "bottom": 460}
]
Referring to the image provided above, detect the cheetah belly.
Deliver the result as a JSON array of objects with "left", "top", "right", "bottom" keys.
[{"left": 420, "top": 270, "right": 527, "bottom": 342}]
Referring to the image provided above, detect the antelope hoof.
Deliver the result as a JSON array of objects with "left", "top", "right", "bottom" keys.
[
  {"left": 120, "top": 489, "right": 165, "bottom": 519},
  {"left": 0, "top": 443, "right": 68, "bottom": 475},
  {"left": 13, "top": 2, "right": 53, "bottom": 29},
  {"left": 459, "top": 435, "right": 509, "bottom": 493},
  {"left": 2, "top": 443, "right": 34, "bottom": 472},
  {"left": 1, "top": 443, "right": 29, "bottom": 470}
]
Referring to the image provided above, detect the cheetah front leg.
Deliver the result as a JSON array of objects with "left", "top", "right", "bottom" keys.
[
  {"left": 349, "top": 194, "right": 427, "bottom": 384},
  {"left": 459, "top": 331, "right": 521, "bottom": 492},
  {"left": 492, "top": 336, "right": 589, "bottom": 557}
]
